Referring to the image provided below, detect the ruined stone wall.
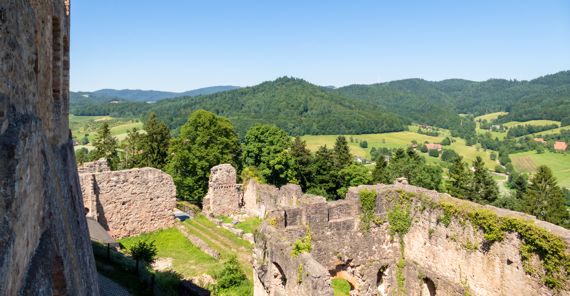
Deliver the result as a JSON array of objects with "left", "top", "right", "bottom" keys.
[
  {"left": 80, "top": 166, "right": 177, "bottom": 238},
  {"left": 0, "top": 1, "right": 100, "bottom": 294},
  {"left": 203, "top": 164, "right": 243, "bottom": 216},
  {"left": 254, "top": 183, "right": 570, "bottom": 296}
]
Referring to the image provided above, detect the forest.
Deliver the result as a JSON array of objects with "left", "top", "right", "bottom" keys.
[{"left": 71, "top": 71, "right": 570, "bottom": 137}]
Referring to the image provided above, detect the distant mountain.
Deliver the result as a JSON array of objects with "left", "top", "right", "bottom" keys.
[{"left": 71, "top": 85, "right": 240, "bottom": 103}]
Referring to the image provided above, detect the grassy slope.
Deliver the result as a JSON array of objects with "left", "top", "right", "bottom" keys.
[
  {"left": 474, "top": 112, "right": 508, "bottom": 122},
  {"left": 70, "top": 115, "right": 143, "bottom": 150},
  {"left": 511, "top": 151, "right": 570, "bottom": 188},
  {"left": 474, "top": 112, "right": 562, "bottom": 140}
]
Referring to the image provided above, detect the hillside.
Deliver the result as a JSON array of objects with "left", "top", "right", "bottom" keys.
[
  {"left": 147, "top": 77, "right": 408, "bottom": 135},
  {"left": 71, "top": 85, "right": 239, "bottom": 103}
]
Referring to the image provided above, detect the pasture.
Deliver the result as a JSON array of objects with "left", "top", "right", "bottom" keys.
[{"left": 511, "top": 151, "right": 570, "bottom": 188}]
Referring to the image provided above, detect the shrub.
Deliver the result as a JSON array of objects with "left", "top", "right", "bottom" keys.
[
  {"left": 331, "top": 278, "right": 351, "bottom": 296},
  {"left": 291, "top": 226, "right": 312, "bottom": 257},
  {"left": 213, "top": 256, "right": 248, "bottom": 293},
  {"left": 128, "top": 240, "right": 157, "bottom": 273},
  {"left": 388, "top": 206, "right": 412, "bottom": 236},
  {"left": 359, "top": 189, "right": 377, "bottom": 231},
  {"left": 428, "top": 149, "right": 440, "bottom": 158},
  {"left": 359, "top": 140, "right": 368, "bottom": 148}
]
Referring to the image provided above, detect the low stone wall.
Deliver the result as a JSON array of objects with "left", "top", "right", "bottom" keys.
[
  {"left": 254, "top": 183, "right": 570, "bottom": 296},
  {"left": 80, "top": 166, "right": 176, "bottom": 239}
]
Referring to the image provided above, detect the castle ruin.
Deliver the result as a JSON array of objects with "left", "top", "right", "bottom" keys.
[
  {"left": 0, "top": 0, "right": 99, "bottom": 294},
  {"left": 79, "top": 159, "right": 177, "bottom": 239},
  {"left": 204, "top": 164, "right": 570, "bottom": 296}
]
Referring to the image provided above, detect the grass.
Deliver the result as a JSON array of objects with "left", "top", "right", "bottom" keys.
[
  {"left": 331, "top": 278, "right": 351, "bottom": 296},
  {"left": 474, "top": 112, "right": 508, "bottom": 122},
  {"left": 70, "top": 115, "right": 143, "bottom": 150},
  {"left": 235, "top": 217, "right": 262, "bottom": 234},
  {"left": 119, "top": 228, "right": 222, "bottom": 277},
  {"left": 502, "top": 120, "right": 560, "bottom": 128},
  {"left": 511, "top": 151, "right": 570, "bottom": 188},
  {"left": 301, "top": 126, "right": 496, "bottom": 169}
]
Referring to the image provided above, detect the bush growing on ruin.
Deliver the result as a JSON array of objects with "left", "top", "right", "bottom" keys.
[
  {"left": 213, "top": 256, "right": 248, "bottom": 294},
  {"left": 128, "top": 240, "right": 157, "bottom": 274},
  {"left": 291, "top": 226, "right": 312, "bottom": 257}
]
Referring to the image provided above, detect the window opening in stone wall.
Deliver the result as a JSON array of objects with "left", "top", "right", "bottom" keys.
[
  {"left": 377, "top": 265, "right": 389, "bottom": 296},
  {"left": 422, "top": 277, "right": 436, "bottom": 296},
  {"left": 52, "top": 16, "right": 62, "bottom": 101}
]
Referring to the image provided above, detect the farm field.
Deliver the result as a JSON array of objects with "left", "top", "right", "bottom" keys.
[
  {"left": 511, "top": 151, "right": 570, "bottom": 188},
  {"left": 475, "top": 112, "right": 562, "bottom": 140},
  {"left": 301, "top": 127, "right": 497, "bottom": 169},
  {"left": 70, "top": 115, "right": 143, "bottom": 150}
]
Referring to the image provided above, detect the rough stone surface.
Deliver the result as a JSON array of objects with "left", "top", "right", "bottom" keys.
[
  {"left": 253, "top": 183, "right": 570, "bottom": 296},
  {"left": 79, "top": 165, "right": 176, "bottom": 238},
  {"left": 0, "top": 1, "right": 100, "bottom": 294},
  {"left": 203, "top": 164, "right": 243, "bottom": 216}
]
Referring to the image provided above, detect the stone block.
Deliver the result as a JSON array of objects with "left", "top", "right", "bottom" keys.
[
  {"left": 328, "top": 200, "right": 356, "bottom": 221},
  {"left": 285, "top": 207, "right": 302, "bottom": 227}
]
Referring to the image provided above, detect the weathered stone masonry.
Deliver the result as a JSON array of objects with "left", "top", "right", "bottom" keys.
[
  {"left": 0, "top": 0, "right": 100, "bottom": 294},
  {"left": 252, "top": 183, "right": 570, "bottom": 296},
  {"left": 79, "top": 159, "right": 177, "bottom": 239}
]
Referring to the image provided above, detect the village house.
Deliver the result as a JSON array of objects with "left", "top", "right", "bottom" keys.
[
  {"left": 554, "top": 141, "right": 568, "bottom": 152},
  {"left": 426, "top": 143, "right": 443, "bottom": 152},
  {"left": 533, "top": 138, "right": 547, "bottom": 144}
]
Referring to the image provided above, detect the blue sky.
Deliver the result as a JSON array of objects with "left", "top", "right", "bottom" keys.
[{"left": 71, "top": 0, "right": 570, "bottom": 91}]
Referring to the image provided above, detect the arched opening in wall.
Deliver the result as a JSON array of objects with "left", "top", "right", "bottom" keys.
[
  {"left": 422, "top": 277, "right": 436, "bottom": 296},
  {"left": 85, "top": 207, "right": 90, "bottom": 215},
  {"left": 329, "top": 263, "right": 357, "bottom": 292},
  {"left": 377, "top": 265, "right": 390, "bottom": 296},
  {"left": 271, "top": 262, "right": 287, "bottom": 292}
]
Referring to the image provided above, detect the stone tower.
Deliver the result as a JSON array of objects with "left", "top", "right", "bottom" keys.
[{"left": 0, "top": 0, "right": 99, "bottom": 295}]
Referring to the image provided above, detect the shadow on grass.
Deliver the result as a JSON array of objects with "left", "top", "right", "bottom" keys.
[{"left": 92, "top": 241, "right": 210, "bottom": 296}]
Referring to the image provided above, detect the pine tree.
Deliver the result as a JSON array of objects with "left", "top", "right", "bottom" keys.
[
  {"left": 446, "top": 156, "right": 472, "bottom": 199},
  {"left": 333, "top": 136, "right": 352, "bottom": 169},
  {"left": 290, "top": 137, "right": 313, "bottom": 191},
  {"left": 92, "top": 122, "right": 119, "bottom": 170},
  {"left": 372, "top": 157, "right": 391, "bottom": 184},
  {"left": 122, "top": 127, "right": 145, "bottom": 169},
  {"left": 470, "top": 156, "right": 499, "bottom": 203},
  {"left": 142, "top": 113, "right": 170, "bottom": 169},
  {"left": 523, "top": 166, "right": 569, "bottom": 227},
  {"left": 308, "top": 146, "right": 337, "bottom": 199}
]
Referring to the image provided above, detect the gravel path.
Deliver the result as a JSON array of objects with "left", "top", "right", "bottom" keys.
[{"left": 98, "top": 273, "right": 131, "bottom": 296}]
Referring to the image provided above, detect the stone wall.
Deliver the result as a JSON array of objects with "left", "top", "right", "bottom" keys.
[
  {"left": 79, "top": 165, "right": 177, "bottom": 239},
  {"left": 253, "top": 183, "right": 570, "bottom": 296},
  {"left": 0, "top": 0, "right": 100, "bottom": 294}
]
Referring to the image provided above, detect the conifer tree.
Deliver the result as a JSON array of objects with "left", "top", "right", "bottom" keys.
[
  {"left": 142, "top": 113, "right": 170, "bottom": 169},
  {"left": 92, "top": 122, "right": 119, "bottom": 170},
  {"left": 372, "top": 157, "right": 391, "bottom": 184},
  {"left": 290, "top": 137, "right": 313, "bottom": 191},
  {"left": 446, "top": 156, "right": 472, "bottom": 199},
  {"left": 470, "top": 156, "right": 499, "bottom": 203},
  {"left": 523, "top": 166, "right": 569, "bottom": 227},
  {"left": 333, "top": 136, "right": 352, "bottom": 169}
]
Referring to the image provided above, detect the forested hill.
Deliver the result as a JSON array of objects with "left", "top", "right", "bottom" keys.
[
  {"left": 70, "top": 85, "right": 240, "bottom": 103},
  {"left": 146, "top": 77, "right": 408, "bottom": 135},
  {"left": 336, "top": 70, "right": 570, "bottom": 126}
]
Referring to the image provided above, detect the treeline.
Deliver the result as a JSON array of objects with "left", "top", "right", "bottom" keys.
[
  {"left": 506, "top": 124, "right": 559, "bottom": 138},
  {"left": 78, "top": 109, "right": 569, "bottom": 228}
]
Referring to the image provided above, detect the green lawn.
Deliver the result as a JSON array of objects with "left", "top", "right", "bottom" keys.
[
  {"left": 331, "top": 278, "right": 351, "bottom": 296},
  {"left": 511, "top": 151, "right": 570, "bottom": 188},
  {"left": 119, "top": 227, "right": 221, "bottom": 277},
  {"left": 503, "top": 119, "right": 560, "bottom": 128}
]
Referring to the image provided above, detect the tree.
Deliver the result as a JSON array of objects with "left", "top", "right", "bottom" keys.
[
  {"left": 333, "top": 136, "right": 352, "bottom": 169},
  {"left": 359, "top": 140, "right": 368, "bottom": 148},
  {"left": 372, "top": 157, "right": 391, "bottom": 184},
  {"left": 446, "top": 156, "right": 472, "bottom": 199},
  {"left": 129, "top": 240, "right": 157, "bottom": 275},
  {"left": 122, "top": 128, "right": 145, "bottom": 169},
  {"left": 92, "top": 122, "right": 119, "bottom": 170},
  {"left": 142, "top": 113, "right": 170, "bottom": 169},
  {"left": 242, "top": 124, "right": 296, "bottom": 187},
  {"left": 441, "top": 149, "right": 459, "bottom": 163},
  {"left": 75, "top": 147, "right": 90, "bottom": 165},
  {"left": 470, "top": 156, "right": 499, "bottom": 203},
  {"left": 522, "top": 166, "right": 569, "bottom": 227},
  {"left": 337, "top": 164, "right": 372, "bottom": 197},
  {"left": 290, "top": 137, "right": 313, "bottom": 191},
  {"left": 166, "top": 110, "right": 240, "bottom": 202},
  {"left": 441, "top": 137, "right": 452, "bottom": 146},
  {"left": 428, "top": 149, "right": 439, "bottom": 158},
  {"left": 308, "top": 146, "right": 337, "bottom": 199}
]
